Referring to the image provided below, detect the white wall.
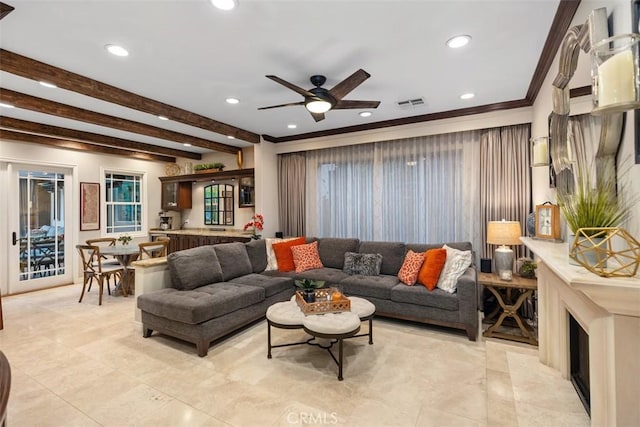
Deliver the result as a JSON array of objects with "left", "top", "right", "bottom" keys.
[{"left": 531, "top": 0, "right": 639, "bottom": 240}]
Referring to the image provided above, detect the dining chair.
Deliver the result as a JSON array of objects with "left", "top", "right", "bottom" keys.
[
  {"left": 0, "top": 350, "right": 10, "bottom": 427},
  {"left": 138, "top": 240, "right": 169, "bottom": 260},
  {"left": 76, "top": 245, "right": 124, "bottom": 305},
  {"left": 86, "top": 237, "right": 120, "bottom": 289}
]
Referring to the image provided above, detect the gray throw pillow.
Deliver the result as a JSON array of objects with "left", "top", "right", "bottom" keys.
[{"left": 343, "top": 252, "right": 383, "bottom": 276}]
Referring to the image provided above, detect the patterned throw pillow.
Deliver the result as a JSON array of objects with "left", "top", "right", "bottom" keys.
[
  {"left": 272, "top": 237, "right": 306, "bottom": 272},
  {"left": 291, "top": 241, "right": 324, "bottom": 272},
  {"left": 436, "top": 244, "right": 472, "bottom": 293},
  {"left": 343, "top": 252, "right": 383, "bottom": 276},
  {"left": 398, "top": 250, "right": 426, "bottom": 286},
  {"left": 417, "top": 248, "right": 447, "bottom": 290}
]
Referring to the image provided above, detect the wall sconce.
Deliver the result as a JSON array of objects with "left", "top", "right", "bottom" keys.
[
  {"left": 487, "top": 220, "right": 522, "bottom": 281},
  {"left": 591, "top": 33, "right": 640, "bottom": 114},
  {"left": 530, "top": 136, "right": 550, "bottom": 167}
]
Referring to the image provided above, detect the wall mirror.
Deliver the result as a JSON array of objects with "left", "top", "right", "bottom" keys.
[
  {"left": 204, "top": 183, "right": 234, "bottom": 225},
  {"left": 239, "top": 177, "right": 255, "bottom": 207}
]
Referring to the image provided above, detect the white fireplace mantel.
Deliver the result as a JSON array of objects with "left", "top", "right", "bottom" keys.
[{"left": 521, "top": 237, "right": 640, "bottom": 427}]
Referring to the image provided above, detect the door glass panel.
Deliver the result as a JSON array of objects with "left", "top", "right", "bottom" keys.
[{"left": 18, "top": 170, "right": 65, "bottom": 280}]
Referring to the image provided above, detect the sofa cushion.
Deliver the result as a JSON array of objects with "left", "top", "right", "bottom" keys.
[
  {"left": 272, "top": 237, "right": 306, "bottom": 272},
  {"left": 291, "top": 241, "right": 324, "bottom": 272},
  {"left": 343, "top": 252, "right": 383, "bottom": 276},
  {"left": 358, "top": 241, "right": 406, "bottom": 275},
  {"left": 137, "top": 283, "right": 265, "bottom": 324},
  {"left": 245, "top": 239, "right": 267, "bottom": 273},
  {"left": 407, "top": 242, "right": 473, "bottom": 260},
  {"left": 167, "top": 245, "right": 223, "bottom": 291},
  {"left": 295, "top": 267, "right": 350, "bottom": 284},
  {"left": 417, "top": 248, "right": 447, "bottom": 290},
  {"left": 398, "top": 250, "right": 426, "bottom": 286},
  {"left": 317, "top": 238, "right": 359, "bottom": 269},
  {"left": 390, "top": 284, "right": 459, "bottom": 311},
  {"left": 437, "top": 245, "right": 472, "bottom": 293},
  {"left": 340, "top": 274, "right": 399, "bottom": 300},
  {"left": 230, "top": 274, "right": 294, "bottom": 298},
  {"left": 214, "top": 242, "right": 253, "bottom": 281}
]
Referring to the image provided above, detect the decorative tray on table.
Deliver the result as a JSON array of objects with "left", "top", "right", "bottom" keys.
[{"left": 295, "top": 287, "right": 351, "bottom": 315}]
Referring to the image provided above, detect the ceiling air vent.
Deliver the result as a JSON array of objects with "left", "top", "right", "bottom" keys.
[{"left": 396, "top": 97, "right": 425, "bottom": 109}]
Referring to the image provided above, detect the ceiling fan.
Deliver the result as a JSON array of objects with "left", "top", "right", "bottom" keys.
[{"left": 258, "top": 69, "right": 381, "bottom": 122}]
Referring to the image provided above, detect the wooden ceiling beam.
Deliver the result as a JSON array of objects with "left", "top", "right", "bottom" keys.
[
  {"left": 0, "top": 49, "right": 260, "bottom": 144},
  {"left": 0, "top": 129, "right": 175, "bottom": 162},
  {"left": 0, "top": 88, "right": 239, "bottom": 154},
  {"left": 0, "top": 2, "right": 14, "bottom": 20},
  {"left": 0, "top": 117, "right": 202, "bottom": 160}
]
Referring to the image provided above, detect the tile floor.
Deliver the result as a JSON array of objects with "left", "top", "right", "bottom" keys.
[{"left": 0, "top": 285, "right": 589, "bottom": 426}]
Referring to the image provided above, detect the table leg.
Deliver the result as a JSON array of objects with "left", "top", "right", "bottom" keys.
[
  {"left": 338, "top": 339, "right": 344, "bottom": 381},
  {"left": 368, "top": 318, "right": 373, "bottom": 345},
  {"left": 267, "top": 321, "right": 272, "bottom": 359}
]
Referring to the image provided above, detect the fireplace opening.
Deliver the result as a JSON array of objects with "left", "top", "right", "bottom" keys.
[{"left": 569, "top": 314, "right": 590, "bottom": 415}]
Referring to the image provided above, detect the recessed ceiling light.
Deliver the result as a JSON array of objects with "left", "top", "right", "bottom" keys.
[
  {"left": 225, "top": 97, "right": 239, "bottom": 104},
  {"left": 446, "top": 35, "right": 471, "bottom": 49},
  {"left": 183, "top": 143, "right": 192, "bottom": 147},
  {"left": 105, "top": 44, "right": 129, "bottom": 57},
  {"left": 158, "top": 115, "right": 169, "bottom": 121},
  {"left": 210, "top": 0, "right": 238, "bottom": 11},
  {"left": 39, "top": 81, "right": 57, "bottom": 88},
  {"left": 460, "top": 93, "right": 475, "bottom": 100},
  {"left": 359, "top": 111, "right": 372, "bottom": 117},
  {"left": 287, "top": 124, "right": 297, "bottom": 129},
  {"left": 227, "top": 135, "right": 235, "bottom": 139},
  {"left": 0, "top": 102, "right": 15, "bottom": 109}
]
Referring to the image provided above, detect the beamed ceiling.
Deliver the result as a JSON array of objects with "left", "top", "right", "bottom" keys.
[{"left": 0, "top": 1, "right": 581, "bottom": 162}]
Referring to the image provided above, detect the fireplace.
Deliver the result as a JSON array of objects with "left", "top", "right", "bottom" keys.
[{"left": 569, "top": 314, "right": 590, "bottom": 415}]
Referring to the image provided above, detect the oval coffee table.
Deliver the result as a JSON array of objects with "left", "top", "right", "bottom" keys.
[{"left": 266, "top": 296, "right": 375, "bottom": 380}]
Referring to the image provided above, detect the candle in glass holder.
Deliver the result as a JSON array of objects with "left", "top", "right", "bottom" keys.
[{"left": 598, "top": 50, "right": 636, "bottom": 106}]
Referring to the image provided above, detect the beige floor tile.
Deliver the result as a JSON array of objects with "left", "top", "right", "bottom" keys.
[{"left": 0, "top": 284, "right": 590, "bottom": 426}]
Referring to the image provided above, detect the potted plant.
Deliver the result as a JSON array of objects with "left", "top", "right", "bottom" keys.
[
  {"left": 117, "top": 234, "right": 132, "bottom": 245},
  {"left": 517, "top": 258, "right": 537, "bottom": 278},
  {"left": 212, "top": 162, "right": 225, "bottom": 172},
  {"left": 294, "top": 279, "right": 325, "bottom": 303},
  {"left": 193, "top": 162, "right": 225, "bottom": 172},
  {"left": 556, "top": 161, "right": 637, "bottom": 266},
  {"left": 243, "top": 213, "right": 264, "bottom": 239}
]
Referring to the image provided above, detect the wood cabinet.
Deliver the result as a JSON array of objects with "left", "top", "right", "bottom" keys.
[
  {"left": 165, "top": 233, "right": 250, "bottom": 253},
  {"left": 162, "top": 181, "right": 192, "bottom": 211}
]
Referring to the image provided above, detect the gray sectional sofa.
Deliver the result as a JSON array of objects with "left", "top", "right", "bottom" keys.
[{"left": 136, "top": 238, "right": 478, "bottom": 356}]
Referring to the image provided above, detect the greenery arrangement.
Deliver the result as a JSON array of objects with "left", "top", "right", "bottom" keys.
[
  {"left": 117, "top": 234, "right": 132, "bottom": 245},
  {"left": 517, "top": 258, "right": 537, "bottom": 278},
  {"left": 194, "top": 162, "right": 226, "bottom": 171},
  {"left": 294, "top": 279, "right": 325, "bottom": 291},
  {"left": 556, "top": 162, "right": 636, "bottom": 237}
]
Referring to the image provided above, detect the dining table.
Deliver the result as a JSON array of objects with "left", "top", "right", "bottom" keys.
[{"left": 100, "top": 245, "right": 140, "bottom": 296}]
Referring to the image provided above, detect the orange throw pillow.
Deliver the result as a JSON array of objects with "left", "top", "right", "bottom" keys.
[
  {"left": 398, "top": 250, "right": 426, "bottom": 286},
  {"left": 418, "top": 248, "right": 447, "bottom": 290},
  {"left": 272, "top": 237, "right": 306, "bottom": 272}
]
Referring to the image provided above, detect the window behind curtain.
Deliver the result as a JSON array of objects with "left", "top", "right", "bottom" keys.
[
  {"left": 305, "top": 131, "right": 481, "bottom": 247},
  {"left": 105, "top": 172, "right": 143, "bottom": 234}
]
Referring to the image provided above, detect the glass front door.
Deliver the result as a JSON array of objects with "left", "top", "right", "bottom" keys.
[{"left": 7, "top": 164, "right": 72, "bottom": 293}]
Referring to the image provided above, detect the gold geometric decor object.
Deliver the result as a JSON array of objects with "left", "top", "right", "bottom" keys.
[{"left": 570, "top": 227, "right": 640, "bottom": 277}]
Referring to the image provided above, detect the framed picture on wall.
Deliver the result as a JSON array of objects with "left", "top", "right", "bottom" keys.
[{"left": 80, "top": 182, "right": 100, "bottom": 231}]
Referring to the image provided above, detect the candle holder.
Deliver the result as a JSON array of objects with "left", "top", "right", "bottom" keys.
[
  {"left": 591, "top": 33, "right": 640, "bottom": 114},
  {"left": 530, "top": 136, "right": 549, "bottom": 167}
]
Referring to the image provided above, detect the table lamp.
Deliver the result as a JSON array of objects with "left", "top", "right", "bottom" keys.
[{"left": 487, "top": 220, "right": 522, "bottom": 281}]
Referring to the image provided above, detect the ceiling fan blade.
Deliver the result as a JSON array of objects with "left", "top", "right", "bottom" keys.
[
  {"left": 310, "top": 111, "right": 325, "bottom": 122},
  {"left": 266, "top": 75, "right": 315, "bottom": 98},
  {"left": 258, "top": 101, "right": 305, "bottom": 110},
  {"left": 333, "top": 100, "right": 381, "bottom": 109},
  {"left": 328, "top": 69, "right": 371, "bottom": 100}
]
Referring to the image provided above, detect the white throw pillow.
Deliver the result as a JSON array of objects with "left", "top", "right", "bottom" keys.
[
  {"left": 436, "top": 244, "right": 472, "bottom": 293},
  {"left": 265, "top": 237, "right": 299, "bottom": 271}
]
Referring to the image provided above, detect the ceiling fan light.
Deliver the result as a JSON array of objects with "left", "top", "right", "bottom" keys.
[
  {"left": 210, "top": 0, "right": 237, "bottom": 11},
  {"left": 306, "top": 99, "right": 332, "bottom": 114}
]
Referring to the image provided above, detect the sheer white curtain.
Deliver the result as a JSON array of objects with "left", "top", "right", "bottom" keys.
[{"left": 305, "top": 131, "right": 481, "bottom": 249}]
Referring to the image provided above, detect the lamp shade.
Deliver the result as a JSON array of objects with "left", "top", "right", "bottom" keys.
[{"left": 487, "top": 220, "right": 522, "bottom": 246}]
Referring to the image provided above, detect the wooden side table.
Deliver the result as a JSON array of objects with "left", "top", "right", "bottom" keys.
[{"left": 478, "top": 272, "right": 537, "bottom": 346}]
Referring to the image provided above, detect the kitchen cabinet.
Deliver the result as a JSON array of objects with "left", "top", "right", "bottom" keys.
[
  {"left": 165, "top": 233, "right": 250, "bottom": 253},
  {"left": 162, "top": 182, "right": 192, "bottom": 211}
]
